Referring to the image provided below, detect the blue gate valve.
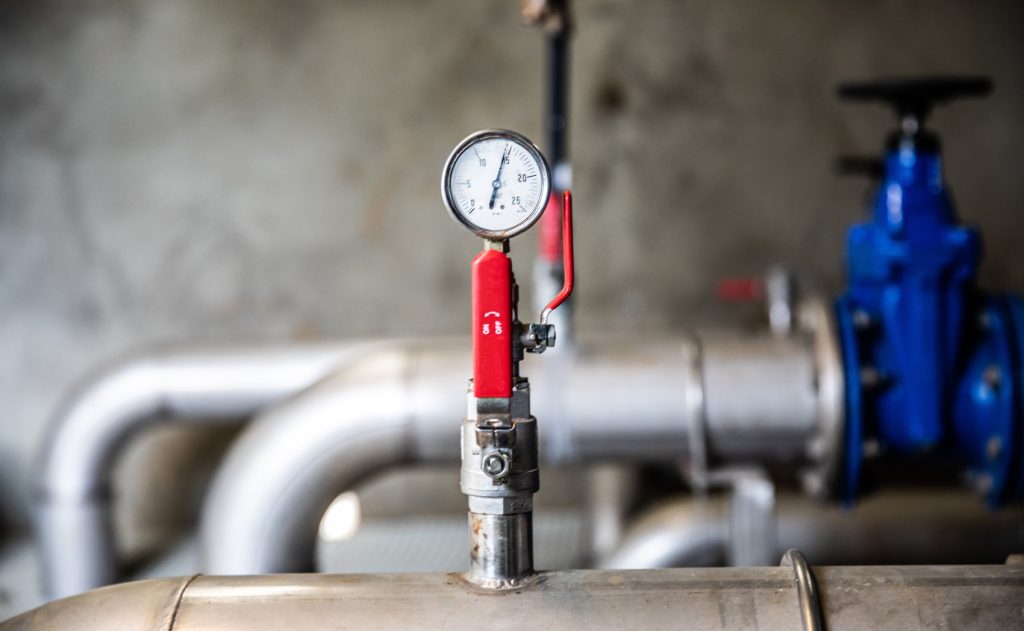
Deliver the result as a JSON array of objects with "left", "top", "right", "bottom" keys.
[{"left": 834, "top": 77, "right": 1024, "bottom": 506}]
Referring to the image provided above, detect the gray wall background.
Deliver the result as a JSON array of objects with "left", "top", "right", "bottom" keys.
[{"left": 1, "top": 0, "right": 1022, "bottom": 526}]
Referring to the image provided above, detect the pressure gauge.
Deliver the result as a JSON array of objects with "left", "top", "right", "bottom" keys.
[{"left": 442, "top": 129, "right": 551, "bottom": 240}]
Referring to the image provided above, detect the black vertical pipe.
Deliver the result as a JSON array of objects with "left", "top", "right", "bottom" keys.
[{"left": 546, "top": 3, "right": 570, "bottom": 181}]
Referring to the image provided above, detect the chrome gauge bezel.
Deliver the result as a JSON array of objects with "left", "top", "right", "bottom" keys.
[{"left": 441, "top": 129, "right": 552, "bottom": 240}]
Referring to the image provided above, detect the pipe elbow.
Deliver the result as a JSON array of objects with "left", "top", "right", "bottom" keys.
[
  {"left": 35, "top": 343, "right": 373, "bottom": 598},
  {"left": 599, "top": 498, "right": 728, "bottom": 569},
  {"left": 39, "top": 343, "right": 373, "bottom": 501},
  {"left": 39, "top": 359, "right": 166, "bottom": 502},
  {"left": 200, "top": 343, "right": 464, "bottom": 575}
]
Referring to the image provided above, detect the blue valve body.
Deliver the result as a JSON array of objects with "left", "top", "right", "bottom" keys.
[{"left": 836, "top": 144, "right": 1024, "bottom": 505}]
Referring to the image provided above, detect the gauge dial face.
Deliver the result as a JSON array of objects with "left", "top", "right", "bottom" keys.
[{"left": 442, "top": 130, "right": 551, "bottom": 239}]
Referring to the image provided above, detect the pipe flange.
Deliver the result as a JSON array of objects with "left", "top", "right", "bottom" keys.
[
  {"left": 797, "top": 297, "right": 845, "bottom": 500},
  {"left": 680, "top": 334, "right": 709, "bottom": 490}
]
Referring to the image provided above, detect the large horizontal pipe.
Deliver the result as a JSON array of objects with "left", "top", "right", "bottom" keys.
[
  {"left": 41, "top": 326, "right": 830, "bottom": 592},
  {"left": 601, "top": 491, "right": 1024, "bottom": 569},
  {"left": 37, "top": 342, "right": 383, "bottom": 599},
  {"left": 199, "top": 340, "right": 700, "bottom": 575},
  {"left": 5, "top": 563, "right": 1024, "bottom": 630},
  {"left": 200, "top": 332, "right": 833, "bottom": 576}
]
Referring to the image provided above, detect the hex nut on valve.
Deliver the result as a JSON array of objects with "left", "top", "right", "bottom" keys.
[
  {"left": 482, "top": 452, "right": 511, "bottom": 479},
  {"left": 524, "top": 323, "right": 556, "bottom": 354}
]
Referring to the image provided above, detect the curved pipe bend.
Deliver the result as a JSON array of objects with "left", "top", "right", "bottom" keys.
[
  {"left": 200, "top": 341, "right": 460, "bottom": 573},
  {"left": 37, "top": 343, "right": 380, "bottom": 599},
  {"left": 599, "top": 498, "right": 729, "bottom": 569}
]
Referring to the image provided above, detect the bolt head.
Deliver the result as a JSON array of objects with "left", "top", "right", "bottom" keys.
[
  {"left": 542, "top": 324, "right": 556, "bottom": 347},
  {"left": 986, "top": 436, "right": 1003, "bottom": 462},
  {"left": 801, "top": 471, "right": 825, "bottom": 498},
  {"left": 862, "top": 439, "right": 881, "bottom": 458},
  {"left": 983, "top": 365, "right": 1002, "bottom": 391},
  {"left": 852, "top": 310, "right": 873, "bottom": 330},
  {"left": 482, "top": 452, "right": 510, "bottom": 479},
  {"left": 973, "top": 473, "right": 994, "bottom": 495},
  {"left": 860, "top": 367, "right": 883, "bottom": 389}
]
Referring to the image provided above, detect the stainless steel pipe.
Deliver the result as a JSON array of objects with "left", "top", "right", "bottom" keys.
[
  {"left": 200, "top": 340, "right": 706, "bottom": 575},
  {"left": 599, "top": 495, "right": 731, "bottom": 569},
  {"left": 43, "top": 329, "right": 833, "bottom": 590},
  {"left": 36, "top": 343, "right": 379, "bottom": 598},
  {"left": 200, "top": 334, "right": 841, "bottom": 576},
  {"left": 601, "top": 491, "right": 1024, "bottom": 569},
  {"left": 700, "top": 334, "right": 821, "bottom": 461},
  {"left": 199, "top": 342, "right": 464, "bottom": 575},
  {"left": 6, "top": 563, "right": 1024, "bottom": 630}
]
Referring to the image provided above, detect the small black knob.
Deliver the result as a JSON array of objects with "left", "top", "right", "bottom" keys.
[{"left": 835, "top": 155, "right": 885, "bottom": 181}]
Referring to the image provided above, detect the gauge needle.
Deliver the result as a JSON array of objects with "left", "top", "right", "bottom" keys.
[{"left": 489, "top": 145, "right": 510, "bottom": 210}]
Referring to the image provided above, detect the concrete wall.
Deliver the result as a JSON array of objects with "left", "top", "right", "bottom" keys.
[{"left": 1, "top": 0, "right": 1022, "bottom": 525}]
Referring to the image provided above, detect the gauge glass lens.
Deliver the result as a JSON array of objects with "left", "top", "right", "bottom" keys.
[{"left": 445, "top": 132, "right": 549, "bottom": 238}]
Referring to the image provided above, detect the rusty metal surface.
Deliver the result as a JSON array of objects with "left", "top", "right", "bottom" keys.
[{"left": 466, "top": 512, "right": 534, "bottom": 589}]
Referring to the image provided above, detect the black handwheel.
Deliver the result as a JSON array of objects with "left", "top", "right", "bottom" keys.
[{"left": 837, "top": 76, "right": 992, "bottom": 120}]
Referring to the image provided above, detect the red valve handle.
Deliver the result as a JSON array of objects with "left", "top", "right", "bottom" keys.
[
  {"left": 471, "top": 248, "right": 513, "bottom": 399},
  {"left": 470, "top": 190, "right": 574, "bottom": 399},
  {"left": 716, "top": 277, "right": 764, "bottom": 302},
  {"left": 540, "top": 190, "right": 574, "bottom": 324},
  {"left": 538, "top": 192, "right": 563, "bottom": 264}
]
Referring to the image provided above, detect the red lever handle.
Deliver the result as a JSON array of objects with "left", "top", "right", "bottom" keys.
[
  {"left": 471, "top": 191, "right": 573, "bottom": 397},
  {"left": 471, "top": 249, "right": 513, "bottom": 399},
  {"left": 540, "top": 190, "right": 574, "bottom": 324},
  {"left": 716, "top": 277, "right": 764, "bottom": 302}
]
